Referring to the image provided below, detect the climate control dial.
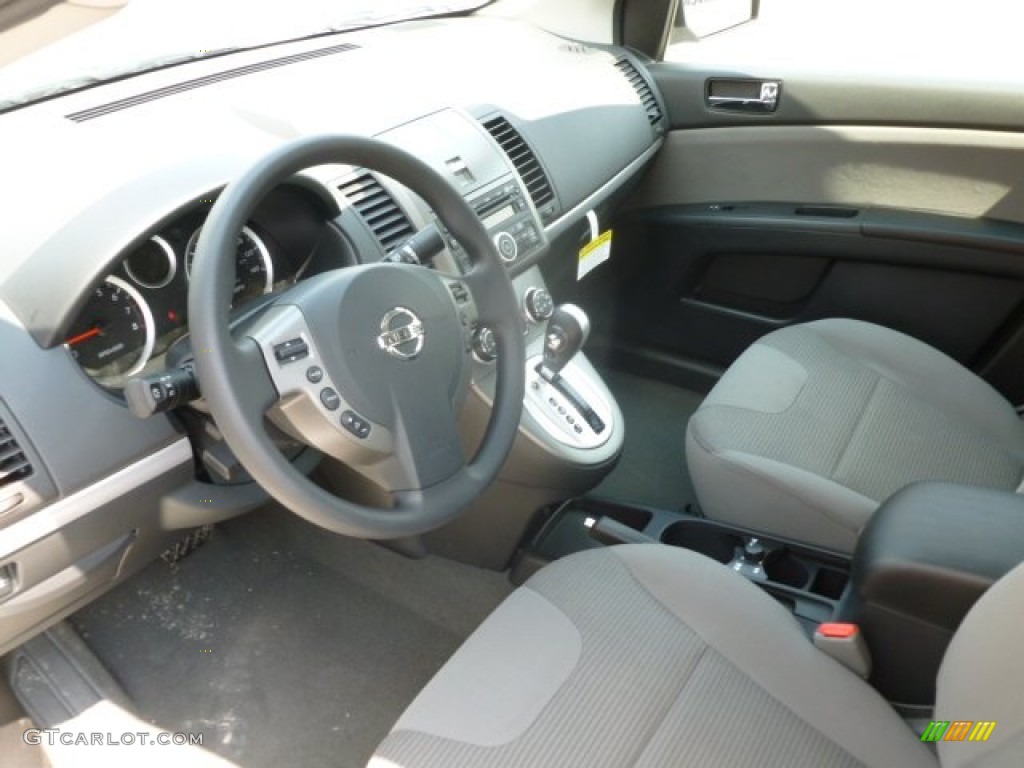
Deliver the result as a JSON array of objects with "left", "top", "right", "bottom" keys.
[
  {"left": 471, "top": 325, "right": 498, "bottom": 363},
  {"left": 493, "top": 231, "right": 518, "bottom": 263},
  {"left": 523, "top": 287, "right": 555, "bottom": 323}
]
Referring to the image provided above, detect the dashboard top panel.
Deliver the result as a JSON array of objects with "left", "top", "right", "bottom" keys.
[{"left": 0, "top": 18, "right": 655, "bottom": 283}]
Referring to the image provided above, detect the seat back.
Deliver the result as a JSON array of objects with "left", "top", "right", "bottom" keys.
[{"left": 935, "top": 560, "right": 1024, "bottom": 767}]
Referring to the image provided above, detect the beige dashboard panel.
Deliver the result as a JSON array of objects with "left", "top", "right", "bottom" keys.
[{"left": 630, "top": 126, "right": 1024, "bottom": 224}]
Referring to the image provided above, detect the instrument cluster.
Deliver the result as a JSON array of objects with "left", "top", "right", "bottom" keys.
[{"left": 65, "top": 186, "right": 326, "bottom": 389}]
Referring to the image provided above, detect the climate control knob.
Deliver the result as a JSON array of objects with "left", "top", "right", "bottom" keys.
[
  {"left": 494, "top": 231, "right": 518, "bottom": 263},
  {"left": 523, "top": 287, "right": 555, "bottom": 323},
  {"left": 471, "top": 325, "right": 498, "bottom": 362}
]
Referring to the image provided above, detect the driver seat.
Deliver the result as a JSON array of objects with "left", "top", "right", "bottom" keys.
[{"left": 370, "top": 544, "right": 1023, "bottom": 767}]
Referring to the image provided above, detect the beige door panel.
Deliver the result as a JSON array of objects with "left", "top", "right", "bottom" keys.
[{"left": 629, "top": 126, "right": 1024, "bottom": 224}]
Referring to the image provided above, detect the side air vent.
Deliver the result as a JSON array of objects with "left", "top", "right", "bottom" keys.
[
  {"left": 337, "top": 171, "right": 415, "bottom": 253},
  {"left": 66, "top": 42, "right": 359, "bottom": 122},
  {"left": 481, "top": 115, "right": 558, "bottom": 224},
  {"left": 0, "top": 415, "right": 33, "bottom": 489},
  {"left": 615, "top": 58, "right": 664, "bottom": 127}
]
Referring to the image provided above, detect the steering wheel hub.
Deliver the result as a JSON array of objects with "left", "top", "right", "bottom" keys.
[{"left": 378, "top": 307, "right": 425, "bottom": 360}]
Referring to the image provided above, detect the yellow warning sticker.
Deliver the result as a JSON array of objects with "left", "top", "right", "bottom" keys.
[{"left": 578, "top": 229, "right": 612, "bottom": 280}]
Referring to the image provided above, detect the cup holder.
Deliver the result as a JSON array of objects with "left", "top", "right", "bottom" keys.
[
  {"left": 605, "top": 505, "right": 654, "bottom": 531},
  {"left": 660, "top": 521, "right": 740, "bottom": 565},
  {"left": 810, "top": 567, "right": 849, "bottom": 599},
  {"left": 763, "top": 555, "right": 810, "bottom": 589}
]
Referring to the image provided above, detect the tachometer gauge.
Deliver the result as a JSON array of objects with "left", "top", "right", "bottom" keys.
[
  {"left": 65, "top": 275, "right": 156, "bottom": 385},
  {"left": 184, "top": 225, "right": 273, "bottom": 304}
]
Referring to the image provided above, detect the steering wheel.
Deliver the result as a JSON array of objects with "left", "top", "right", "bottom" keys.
[{"left": 188, "top": 135, "right": 526, "bottom": 539}]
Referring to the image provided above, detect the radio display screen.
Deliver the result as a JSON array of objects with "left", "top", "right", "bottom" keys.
[{"left": 481, "top": 204, "right": 516, "bottom": 230}]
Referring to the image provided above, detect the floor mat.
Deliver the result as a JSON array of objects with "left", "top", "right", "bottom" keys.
[
  {"left": 0, "top": 680, "right": 46, "bottom": 768},
  {"left": 72, "top": 506, "right": 513, "bottom": 768},
  {"left": 591, "top": 367, "right": 705, "bottom": 511}
]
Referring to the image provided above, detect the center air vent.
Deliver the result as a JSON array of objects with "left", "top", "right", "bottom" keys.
[
  {"left": 615, "top": 58, "right": 664, "bottom": 127},
  {"left": 481, "top": 115, "right": 558, "bottom": 224},
  {"left": 0, "top": 415, "right": 33, "bottom": 489},
  {"left": 337, "top": 171, "right": 415, "bottom": 254}
]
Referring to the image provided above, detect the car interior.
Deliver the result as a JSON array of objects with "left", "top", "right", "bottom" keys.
[{"left": 2, "top": 0, "right": 1024, "bottom": 766}]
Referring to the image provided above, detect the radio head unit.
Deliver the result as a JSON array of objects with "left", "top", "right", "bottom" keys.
[{"left": 441, "top": 177, "right": 546, "bottom": 272}]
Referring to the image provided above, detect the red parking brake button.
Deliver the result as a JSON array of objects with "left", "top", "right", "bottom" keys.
[{"left": 817, "top": 622, "right": 859, "bottom": 639}]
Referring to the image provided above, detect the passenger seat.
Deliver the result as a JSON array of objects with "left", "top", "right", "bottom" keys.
[{"left": 685, "top": 318, "right": 1024, "bottom": 552}]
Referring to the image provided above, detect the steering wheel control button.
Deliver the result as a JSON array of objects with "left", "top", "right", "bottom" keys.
[
  {"left": 306, "top": 365, "right": 324, "bottom": 384},
  {"left": 377, "top": 307, "right": 425, "bottom": 361},
  {"left": 448, "top": 282, "right": 470, "bottom": 304},
  {"left": 319, "top": 387, "right": 341, "bottom": 411},
  {"left": 341, "top": 410, "right": 371, "bottom": 439},
  {"left": 273, "top": 337, "right": 309, "bottom": 364},
  {"left": 494, "top": 231, "right": 518, "bottom": 263}
]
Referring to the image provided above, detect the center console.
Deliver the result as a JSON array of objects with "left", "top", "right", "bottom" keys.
[
  {"left": 521, "top": 481, "right": 1024, "bottom": 710},
  {"left": 429, "top": 270, "right": 625, "bottom": 569},
  {"left": 351, "top": 108, "right": 625, "bottom": 568},
  {"left": 840, "top": 482, "right": 1024, "bottom": 707},
  {"left": 517, "top": 497, "right": 852, "bottom": 633}
]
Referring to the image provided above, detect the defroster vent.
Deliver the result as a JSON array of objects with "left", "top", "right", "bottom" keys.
[
  {"left": 0, "top": 415, "right": 33, "bottom": 489},
  {"left": 615, "top": 58, "right": 664, "bottom": 127},
  {"left": 337, "top": 171, "right": 415, "bottom": 254},
  {"left": 481, "top": 115, "right": 557, "bottom": 224}
]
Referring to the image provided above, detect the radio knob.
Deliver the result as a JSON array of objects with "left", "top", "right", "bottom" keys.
[
  {"left": 471, "top": 325, "right": 498, "bottom": 363},
  {"left": 524, "top": 287, "right": 554, "bottom": 323},
  {"left": 494, "top": 231, "right": 518, "bottom": 263}
]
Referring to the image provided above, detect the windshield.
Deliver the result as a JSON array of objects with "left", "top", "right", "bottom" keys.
[{"left": 0, "top": 0, "right": 487, "bottom": 111}]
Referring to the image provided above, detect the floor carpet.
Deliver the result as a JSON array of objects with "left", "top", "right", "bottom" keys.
[
  {"left": 591, "top": 367, "right": 704, "bottom": 512},
  {"left": 72, "top": 506, "right": 513, "bottom": 768}
]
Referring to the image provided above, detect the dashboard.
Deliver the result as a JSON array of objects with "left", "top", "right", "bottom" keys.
[{"left": 0, "top": 14, "right": 666, "bottom": 653}]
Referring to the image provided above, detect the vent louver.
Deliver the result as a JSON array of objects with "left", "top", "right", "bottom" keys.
[
  {"left": 0, "top": 416, "right": 32, "bottom": 489},
  {"left": 481, "top": 115, "right": 557, "bottom": 223},
  {"left": 615, "top": 58, "right": 663, "bottom": 127},
  {"left": 337, "top": 171, "right": 415, "bottom": 253}
]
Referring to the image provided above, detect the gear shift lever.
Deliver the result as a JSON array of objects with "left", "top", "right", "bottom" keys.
[
  {"left": 531, "top": 303, "right": 607, "bottom": 437},
  {"left": 540, "top": 304, "right": 590, "bottom": 378}
]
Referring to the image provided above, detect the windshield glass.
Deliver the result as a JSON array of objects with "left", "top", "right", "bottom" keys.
[{"left": 0, "top": 0, "right": 487, "bottom": 111}]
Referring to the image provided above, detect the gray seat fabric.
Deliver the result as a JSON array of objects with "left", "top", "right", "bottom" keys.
[
  {"left": 686, "top": 319, "right": 1024, "bottom": 553},
  {"left": 935, "top": 553, "right": 1024, "bottom": 768},
  {"left": 370, "top": 544, "right": 937, "bottom": 768}
]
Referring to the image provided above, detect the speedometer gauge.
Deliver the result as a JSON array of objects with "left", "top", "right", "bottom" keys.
[
  {"left": 65, "top": 276, "right": 156, "bottom": 386},
  {"left": 184, "top": 225, "right": 273, "bottom": 304}
]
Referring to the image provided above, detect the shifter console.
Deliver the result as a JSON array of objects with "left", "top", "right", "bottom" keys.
[{"left": 523, "top": 304, "right": 613, "bottom": 449}]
